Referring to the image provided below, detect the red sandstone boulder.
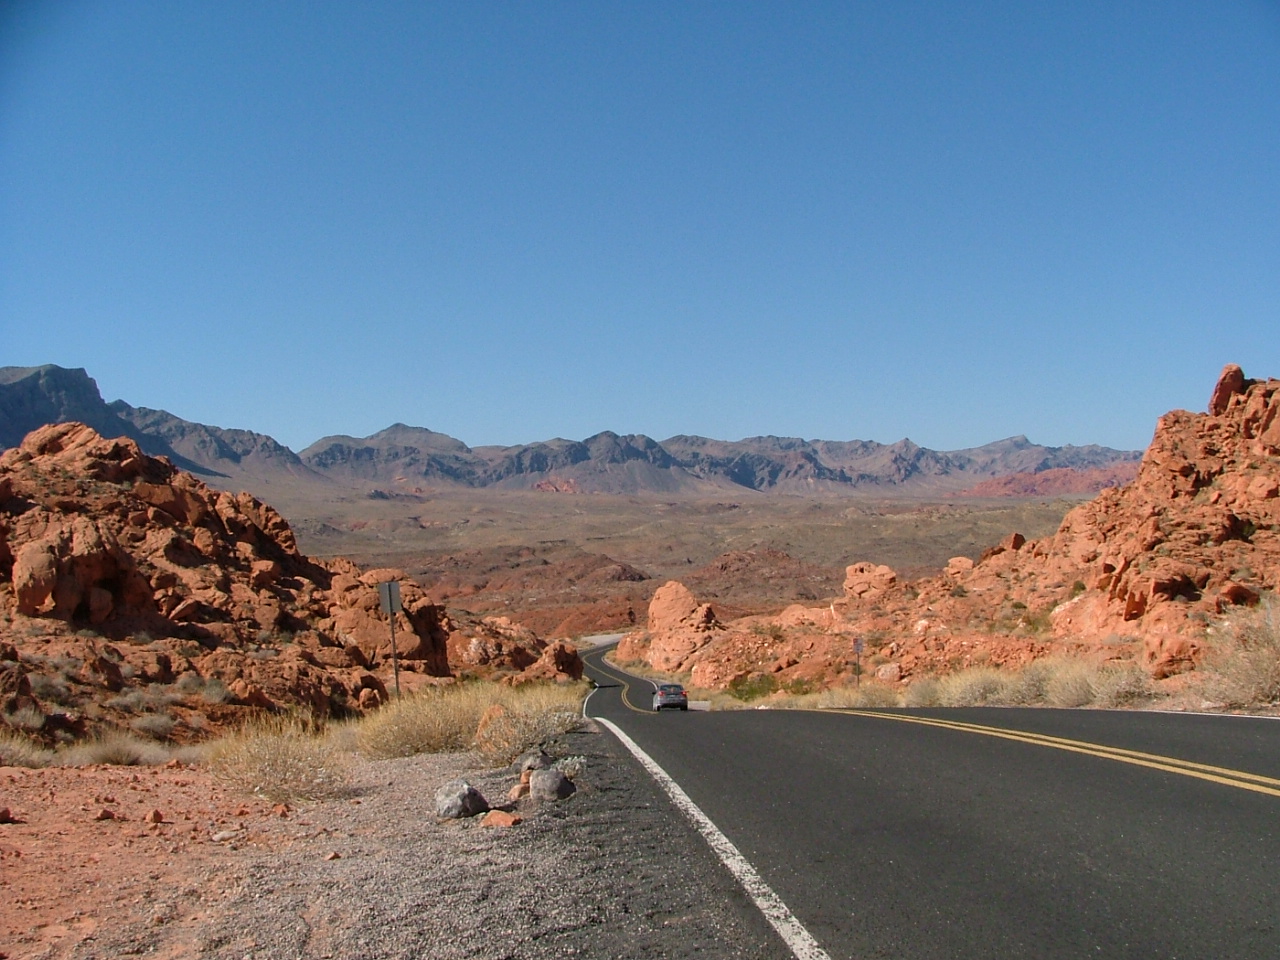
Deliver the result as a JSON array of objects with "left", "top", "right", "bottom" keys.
[
  {"left": 1209, "top": 363, "right": 1247, "bottom": 416},
  {"left": 843, "top": 563, "right": 897, "bottom": 601},
  {"left": 647, "top": 581, "right": 718, "bottom": 633},
  {"left": 515, "top": 641, "right": 584, "bottom": 683}
]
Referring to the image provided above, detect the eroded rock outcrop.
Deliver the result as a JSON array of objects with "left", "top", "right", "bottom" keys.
[
  {"left": 616, "top": 580, "right": 722, "bottom": 672},
  {"left": 616, "top": 366, "right": 1280, "bottom": 690},
  {"left": 0, "top": 423, "right": 581, "bottom": 739},
  {"left": 832, "top": 364, "right": 1280, "bottom": 679}
]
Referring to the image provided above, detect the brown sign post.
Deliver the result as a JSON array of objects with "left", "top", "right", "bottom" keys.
[{"left": 377, "top": 581, "right": 403, "bottom": 697}]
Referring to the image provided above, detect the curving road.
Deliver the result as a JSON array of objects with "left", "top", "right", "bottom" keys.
[{"left": 582, "top": 645, "right": 1280, "bottom": 960}]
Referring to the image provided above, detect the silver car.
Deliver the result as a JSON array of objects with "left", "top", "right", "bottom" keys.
[{"left": 652, "top": 683, "right": 689, "bottom": 711}]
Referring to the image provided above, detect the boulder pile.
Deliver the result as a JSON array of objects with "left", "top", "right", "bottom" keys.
[{"left": 0, "top": 423, "right": 581, "bottom": 741}]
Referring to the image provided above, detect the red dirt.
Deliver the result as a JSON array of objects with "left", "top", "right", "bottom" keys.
[{"left": 0, "top": 761, "right": 276, "bottom": 959}]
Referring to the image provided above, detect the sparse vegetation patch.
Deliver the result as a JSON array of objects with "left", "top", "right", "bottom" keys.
[
  {"left": 1199, "top": 598, "right": 1280, "bottom": 708},
  {"left": 356, "top": 681, "right": 585, "bottom": 762},
  {"left": 207, "top": 716, "right": 352, "bottom": 802}
]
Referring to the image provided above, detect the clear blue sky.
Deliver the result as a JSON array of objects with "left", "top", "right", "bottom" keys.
[{"left": 3, "top": 2, "right": 1277, "bottom": 453}]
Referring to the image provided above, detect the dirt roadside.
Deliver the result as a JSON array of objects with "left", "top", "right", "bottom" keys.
[{"left": 2, "top": 723, "right": 790, "bottom": 960}]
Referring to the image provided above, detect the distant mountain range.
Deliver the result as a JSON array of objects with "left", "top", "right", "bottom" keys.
[{"left": 0, "top": 365, "right": 1143, "bottom": 497}]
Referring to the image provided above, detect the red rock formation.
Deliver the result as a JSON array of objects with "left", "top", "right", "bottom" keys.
[
  {"left": 616, "top": 581, "right": 722, "bottom": 672},
  {"left": 843, "top": 563, "right": 897, "bottom": 600},
  {"left": 617, "top": 366, "right": 1280, "bottom": 689},
  {"left": 0, "top": 424, "right": 581, "bottom": 739},
  {"left": 834, "top": 364, "right": 1280, "bottom": 679}
]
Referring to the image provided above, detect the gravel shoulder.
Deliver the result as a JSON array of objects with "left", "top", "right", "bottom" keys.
[{"left": 48, "top": 721, "right": 788, "bottom": 960}]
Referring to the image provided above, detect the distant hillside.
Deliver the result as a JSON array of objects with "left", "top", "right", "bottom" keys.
[
  {"left": 0, "top": 365, "right": 139, "bottom": 450},
  {"left": 659, "top": 434, "right": 1138, "bottom": 494},
  {"left": 300, "top": 427, "right": 716, "bottom": 495},
  {"left": 0, "top": 365, "right": 219, "bottom": 476},
  {"left": 958, "top": 462, "right": 1141, "bottom": 498},
  {"left": 0, "top": 365, "right": 323, "bottom": 486},
  {"left": 0, "top": 364, "right": 1143, "bottom": 498},
  {"left": 111, "top": 402, "right": 329, "bottom": 487}
]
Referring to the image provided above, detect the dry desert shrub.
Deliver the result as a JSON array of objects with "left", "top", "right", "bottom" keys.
[
  {"left": 908, "top": 657, "right": 1154, "bottom": 709},
  {"left": 28, "top": 673, "right": 75, "bottom": 706},
  {"left": 472, "top": 702, "right": 581, "bottom": 766},
  {"left": 3, "top": 705, "right": 47, "bottom": 732},
  {"left": 903, "top": 675, "right": 942, "bottom": 707},
  {"left": 356, "top": 684, "right": 495, "bottom": 758},
  {"left": 1087, "top": 662, "right": 1153, "bottom": 707},
  {"left": 937, "top": 667, "right": 1012, "bottom": 706},
  {"left": 130, "top": 711, "right": 176, "bottom": 740},
  {"left": 356, "top": 681, "right": 585, "bottom": 761},
  {"left": 1044, "top": 662, "right": 1097, "bottom": 708},
  {"left": 60, "top": 732, "right": 173, "bottom": 766},
  {"left": 0, "top": 729, "right": 54, "bottom": 767},
  {"left": 1001, "top": 658, "right": 1095, "bottom": 707},
  {"left": 207, "top": 716, "right": 352, "bottom": 801},
  {"left": 1200, "top": 598, "right": 1280, "bottom": 708},
  {"left": 811, "top": 682, "right": 903, "bottom": 709},
  {"left": 697, "top": 691, "right": 751, "bottom": 711}
]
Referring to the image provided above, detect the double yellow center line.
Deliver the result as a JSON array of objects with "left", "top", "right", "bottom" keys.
[
  {"left": 839, "top": 710, "right": 1280, "bottom": 799},
  {"left": 584, "top": 649, "right": 652, "bottom": 714}
]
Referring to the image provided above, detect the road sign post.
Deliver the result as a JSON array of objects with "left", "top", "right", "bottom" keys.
[
  {"left": 853, "top": 636, "right": 864, "bottom": 688},
  {"left": 377, "top": 581, "right": 403, "bottom": 697}
]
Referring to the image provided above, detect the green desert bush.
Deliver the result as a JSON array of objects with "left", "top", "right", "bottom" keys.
[
  {"left": 727, "top": 673, "right": 779, "bottom": 702},
  {"left": 207, "top": 716, "right": 352, "bottom": 801},
  {"left": 1200, "top": 598, "right": 1280, "bottom": 708}
]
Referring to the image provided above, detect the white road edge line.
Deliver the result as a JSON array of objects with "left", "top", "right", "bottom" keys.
[{"left": 593, "top": 716, "right": 834, "bottom": 960}]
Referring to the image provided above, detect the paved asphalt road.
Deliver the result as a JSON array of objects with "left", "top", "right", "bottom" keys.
[{"left": 582, "top": 646, "right": 1280, "bottom": 960}]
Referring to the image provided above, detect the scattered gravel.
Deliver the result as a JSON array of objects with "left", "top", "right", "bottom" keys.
[{"left": 68, "top": 721, "right": 791, "bottom": 960}]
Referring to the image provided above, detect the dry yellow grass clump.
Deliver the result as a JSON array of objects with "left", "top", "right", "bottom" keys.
[
  {"left": 207, "top": 716, "right": 353, "bottom": 802},
  {"left": 904, "top": 658, "right": 1154, "bottom": 709},
  {"left": 769, "top": 657, "right": 1156, "bottom": 711},
  {"left": 0, "top": 727, "right": 207, "bottom": 769},
  {"left": 355, "top": 681, "right": 586, "bottom": 764},
  {"left": 0, "top": 728, "right": 55, "bottom": 767},
  {"left": 2, "top": 679, "right": 587, "bottom": 802},
  {"left": 1199, "top": 598, "right": 1280, "bottom": 708}
]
